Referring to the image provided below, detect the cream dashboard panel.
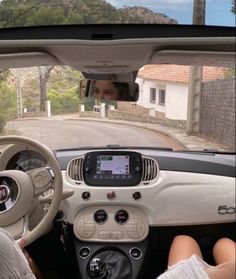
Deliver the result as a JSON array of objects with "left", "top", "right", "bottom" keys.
[{"left": 60, "top": 170, "right": 235, "bottom": 228}]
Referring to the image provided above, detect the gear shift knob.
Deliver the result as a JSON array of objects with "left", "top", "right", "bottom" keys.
[{"left": 88, "top": 257, "right": 109, "bottom": 279}]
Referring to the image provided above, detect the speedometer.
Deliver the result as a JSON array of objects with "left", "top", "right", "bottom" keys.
[{"left": 6, "top": 150, "right": 47, "bottom": 171}]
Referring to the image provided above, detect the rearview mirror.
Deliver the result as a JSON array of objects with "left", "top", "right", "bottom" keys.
[{"left": 79, "top": 79, "right": 139, "bottom": 102}]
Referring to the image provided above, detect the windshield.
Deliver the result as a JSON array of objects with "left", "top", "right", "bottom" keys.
[
  {"left": 0, "top": 0, "right": 235, "bottom": 152},
  {"left": 0, "top": 0, "right": 235, "bottom": 27},
  {"left": 1, "top": 63, "right": 235, "bottom": 151}
]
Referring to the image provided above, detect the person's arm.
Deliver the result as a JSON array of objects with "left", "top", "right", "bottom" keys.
[{"left": 19, "top": 239, "right": 44, "bottom": 279}]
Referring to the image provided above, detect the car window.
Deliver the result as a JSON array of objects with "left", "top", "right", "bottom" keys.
[
  {"left": 0, "top": 0, "right": 235, "bottom": 27},
  {"left": 0, "top": 1, "right": 235, "bottom": 152}
]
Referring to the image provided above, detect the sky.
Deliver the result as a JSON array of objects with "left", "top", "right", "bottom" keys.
[{"left": 105, "top": 0, "right": 235, "bottom": 26}]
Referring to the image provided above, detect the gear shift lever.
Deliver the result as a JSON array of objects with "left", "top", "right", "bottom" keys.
[{"left": 88, "top": 257, "right": 109, "bottom": 279}]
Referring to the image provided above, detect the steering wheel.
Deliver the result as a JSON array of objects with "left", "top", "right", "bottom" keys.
[{"left": 0, "top": 136, "right": 63, "bottom": 246}]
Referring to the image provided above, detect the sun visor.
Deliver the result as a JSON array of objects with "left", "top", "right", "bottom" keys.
[
  {"left": 0, "top": 52, "right": 60, "bottom": 69},
  {"left": 151, "top": 50, "right": 235, "bottom": 68}
]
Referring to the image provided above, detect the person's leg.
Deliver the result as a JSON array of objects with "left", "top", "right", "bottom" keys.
[
  {"left": 213, "top": 238, "right": 235, "bottom": 265},
  {"left": 168, "top": 235, "right": 203, "bottom": 267},
  {"left": 205, "top": 238, "right": 235, "bottom": 279}
]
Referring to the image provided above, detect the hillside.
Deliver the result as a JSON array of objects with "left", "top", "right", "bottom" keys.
[
  {"left": 121, "top": 6, "right": 177, "bottom": 24},
  {"left": 0, "top": 0, "right": 177, "bottom": 27}
]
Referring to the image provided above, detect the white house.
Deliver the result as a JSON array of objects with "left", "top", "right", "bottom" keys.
[{"left": 136, "top": 65, "right": 225, "bottom": 121}]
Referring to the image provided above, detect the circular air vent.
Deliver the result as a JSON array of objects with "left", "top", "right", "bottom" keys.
[
  {"left": 141, "top": 156, "right": 159, "bottom": 183},
  {"left": 67, "top": 156, "right": 84, "bottom": 182}
]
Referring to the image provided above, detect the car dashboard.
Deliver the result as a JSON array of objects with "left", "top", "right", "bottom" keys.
[
  {"left": 0, "top": 144, "right": 235, "bottom": 278},
  {"left": 1, "top": 145, "right": 235, "bottom": 234}
]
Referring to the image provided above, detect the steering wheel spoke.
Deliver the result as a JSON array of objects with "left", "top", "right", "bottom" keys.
[
  {"left": 3, "top": 215, "right": 29, "bottom": 242},
  {"left": 27, "top": 167, "right": 54, "bottom": 196}
]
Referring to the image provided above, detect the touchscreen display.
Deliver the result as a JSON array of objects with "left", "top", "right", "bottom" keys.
[
  {"left": 96, "top": 155, "right": 130, "bottom": 177},
  {"left": 83, "top": 151, "right": 142, "bottom": 186}
]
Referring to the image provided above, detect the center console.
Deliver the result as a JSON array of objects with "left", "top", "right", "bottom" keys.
[
  {"left": 73, "top": 205, "right": 149, "bottom": 279},
  {"left": 70, "top": 151, "right": 149, "bottom": 279}
]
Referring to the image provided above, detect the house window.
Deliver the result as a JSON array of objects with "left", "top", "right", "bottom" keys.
[
  {"left": 159, "top": 89, "right": 166, "bottom": 106},
  {"left": 150, "top": 88, "right": 156, "bottom": 103}
]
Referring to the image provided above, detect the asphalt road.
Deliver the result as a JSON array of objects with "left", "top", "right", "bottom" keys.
[{"left": 6, "top": 119, "right": 174, "bottom": 150}]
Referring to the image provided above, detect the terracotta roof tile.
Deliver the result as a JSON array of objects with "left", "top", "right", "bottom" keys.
[{"left": 138, "top": 65, "right": 225, "bottom": 83}]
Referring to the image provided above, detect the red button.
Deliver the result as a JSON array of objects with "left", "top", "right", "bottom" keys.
[{"left": 107, "top": 191, "right": 116, "bottom": 200}]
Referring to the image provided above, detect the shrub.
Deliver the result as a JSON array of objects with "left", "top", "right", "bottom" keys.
[{"left": 48, "top": 87, "right": 81, "bottom": 115}]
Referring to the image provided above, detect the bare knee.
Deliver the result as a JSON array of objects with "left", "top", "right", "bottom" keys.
[
  {"left": 168, "top": 235, "right": 203, "bottom": 266},
  {"left": 172, "top": 235, "right": 196, "bottom": 245},
  {"left": 213, "top": 238, "right": 235, "bottom": 254},
  {"left": 213, "top": 238, "right": 235, "bottom": 265}
]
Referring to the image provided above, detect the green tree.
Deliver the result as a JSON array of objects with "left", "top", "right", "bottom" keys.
[
  {"left": 0, "top": 80, "right": 16, "bottom": 133},
  {"left": 48, "top": 87, "right": 80, "bottom": 115}
]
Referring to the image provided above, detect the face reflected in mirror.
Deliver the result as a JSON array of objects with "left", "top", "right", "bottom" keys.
[
  {"left": 79, "top": 79, "right": 139, "bottom": 102},
  {"left": 94, "top": 80, "right": 120, "bottom": 100}
]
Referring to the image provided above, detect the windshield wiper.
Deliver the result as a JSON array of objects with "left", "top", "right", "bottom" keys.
[{"left": 55, "top": 145, "right": 173, "bottom": 152}]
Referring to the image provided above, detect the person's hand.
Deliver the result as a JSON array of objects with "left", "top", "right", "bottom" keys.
[{"left": 18, "top": 239, "right": 44, "bottom": 279}]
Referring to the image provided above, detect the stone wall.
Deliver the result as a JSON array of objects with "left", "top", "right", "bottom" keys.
[
  {"left": 23, "top": 111, "right": 47, "bottom": 117},
  {"left": 108, "top": 109, "right": 165, "bottom": 124},
  {"left": 79, "top": 111, "right": 101, "bottom": 118},
  {"left": 117, "top": 102, "right": 150, "bottom": 115},
  {"left": 200, "top": 78, "right": 235, "bottom": 150},
  {"left": 115, "top": 102, "right": 187, "bottom": 128}
]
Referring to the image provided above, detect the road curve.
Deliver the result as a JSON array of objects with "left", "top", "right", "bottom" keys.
[{"left": 6, "top": 119, "right": 180, "bottom": 150}]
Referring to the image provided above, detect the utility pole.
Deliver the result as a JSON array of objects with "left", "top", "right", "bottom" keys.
[
  {"left": 186, "top": 0, "right": 206, "bottom": 134},
  {"left": 193, "top": 0, "right": 206, "bottom": 24}
]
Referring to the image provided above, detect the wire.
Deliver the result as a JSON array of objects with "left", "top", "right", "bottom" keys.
[{"left": 2, "top": 0, "right": 45, "bottom": 28}]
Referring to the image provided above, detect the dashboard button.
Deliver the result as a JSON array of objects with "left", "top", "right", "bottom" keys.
[
  {"left": 114, "top": 231, "right": 123, "bottom": 239},
  {"left": 129, "top": 218, "right": 138, "bottom": 224},
  {"left": 129, "top": 247, "right": 142, "bottom": 260},
  {"left": 107, "top": 191, "right": 116, "bottom": 200},
  {"left": 127, "top": 231, "right": 139, "bottom": 239},
  {"left": 99, "top": 231, "right": 108, "bottom": 239},
  {"left": 85, "top": 223, "right": 96, "bottom": 233},
  {"left": 133, "top": 191, "right": 141, "bottom": 200},
  {"left": 115, "top": 210, "right": 129, "bottom": 224},
  {"left": 82, "top": 191, "right": 90, "bottom": 200},
  {"left": 137, "top": 220, "right": 146, "bottom": 236},
  {"left": 94, "top": 210, "right": 107, "bottom": 224},
  {"left": 84, "top": 217, "right": 94, "bottom": 224},
  {"left": 79, "top": 247, "right": 91, "bottom": 259},
  {"left": 76, "top": 219, "right": 85, "bottom": 236},
  {"left": 127, "top": 224, "right": 137, "bottom": 232}
]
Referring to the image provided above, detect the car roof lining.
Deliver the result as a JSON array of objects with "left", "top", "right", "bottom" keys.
[{"left": 0, "top": 38, "right": 234, "bottom": 72}]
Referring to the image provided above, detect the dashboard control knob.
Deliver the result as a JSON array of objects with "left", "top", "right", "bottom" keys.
[
  {"left": 87, "top": 258, "right": 108, "bottom": 279},
  {"left": 133, "top": 191, "right": 141, "bottom": 200},
  {"left": 94, "top": 210, "right": 107, "bottom": 224},
  {"left": 82, "top": 191, "right": 91, "bottom": 200},
  {"left": 115, "top": 209, "right": 129, "bottom": 224}
]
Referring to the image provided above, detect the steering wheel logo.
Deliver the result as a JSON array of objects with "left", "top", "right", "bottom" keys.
[{"left": 0, "top": 185, "right": 10, "bottom": 204}]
